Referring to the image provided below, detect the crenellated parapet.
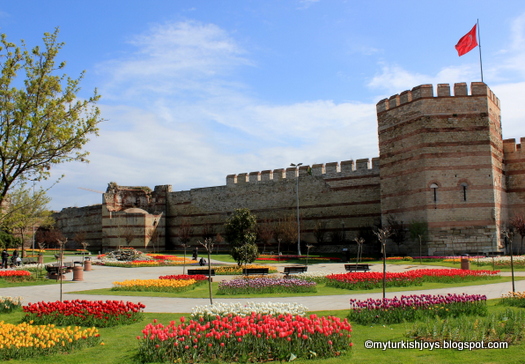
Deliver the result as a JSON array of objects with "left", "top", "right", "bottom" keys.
[
  {"left": 503, "top": 138, "right": 525, "bottom": 154},
  {"left": 226, "top": 158, "right": 379, "bottom": 185},
  {"left": 376, "top": 82, "right": 500, "bottom": 113}
]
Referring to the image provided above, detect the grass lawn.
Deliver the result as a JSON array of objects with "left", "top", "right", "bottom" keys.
[
  {"left": 1, "top": 300, "right": 523, "bottom": 364},
  {"left": 68, "top": 276, "right": 523, "bottom": 299},
  {"left": 0, "top": 279, "right": 66, "bottom": 288}
]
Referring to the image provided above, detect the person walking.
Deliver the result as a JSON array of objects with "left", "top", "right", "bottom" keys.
[
  {"left": 1, "top": 249, "right": 9, "bottom": 269},
  {"left": 192, "top": 247, "right": 198, "bottom": 261},
  {"left": 11, "top": 250, "right": 20, "bottom": 267}
]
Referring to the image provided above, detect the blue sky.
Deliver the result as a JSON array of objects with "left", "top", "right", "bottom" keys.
[{"left": 2, "top": 1, "right": 525, "bottom": 210}]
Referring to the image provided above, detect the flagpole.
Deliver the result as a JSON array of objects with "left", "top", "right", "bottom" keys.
[{"left": 477, "top": 19, "right": 484, "bottom": 83}]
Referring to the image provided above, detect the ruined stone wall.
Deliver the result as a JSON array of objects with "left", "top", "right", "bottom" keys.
[
  {"left": 53, "top": 204, "right": 102, "bottom": 250},
  {"left": 166, "top": 159, "right": 381, "bottom": 250},
  {"left": 101, "top": 184, "right": 169, "bottom": 251},
  {"left": 377, "top": 82, "right": 504, "bottom": 255}
]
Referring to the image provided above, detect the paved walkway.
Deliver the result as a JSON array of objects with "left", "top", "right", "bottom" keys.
[{"left": 3, "top": 261, "right": 525, "bottom": 313}]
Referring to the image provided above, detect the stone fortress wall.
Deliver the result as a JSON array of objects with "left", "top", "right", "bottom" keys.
[
  {"left": 53, "top": 82, "right": 525, "bottom": 256},
  {"left": 167, "top": 158, "right": 381, "bottom": 252}
]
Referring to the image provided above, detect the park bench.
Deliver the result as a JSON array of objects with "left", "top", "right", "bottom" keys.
[
  {"left": 21, "top": 257, "right": 37, "bottom": 265},
  {"left": 344, "top": 264, "right": 371, "bottom": 272},
  {"left": 187, "top": 269, "right": 215, "bottom": 276},
  {"left": 45, "top": 265, "right": 69, "bottom": 279},
  {"left": 282, "top": 266, "right": 308, "bottom": 277},
  {"left": 243, "top": 268, "right": 269, "bottom": 276}
]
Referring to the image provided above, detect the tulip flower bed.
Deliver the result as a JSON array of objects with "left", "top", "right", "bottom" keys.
[
  {"left": 415, "top": 268, "right": 499, "bottom": 283},
  {"left": 295, "top": 271, "right": 330, "bottom": 283},
  {"left": 191, "top": 302, "right": 308, "bottom": 320},
  {"left": 217, "top": 277, "right": 317, "bottom": 295},
  {"left": 348, "top": 293, "right": 487, "bottom": 325},
  {"left": 22, "top": 299, "right": 145, "bottom": 327},
  {"left": 326, "top": 269, "right": 499, "bottom": 290},
  {"left": 0, "top": 270, "right": 32, "bottom": 282},
  {"left": 500, "top": 291, "right": 525, "bottom": 308},
  {"left": 407, "top": 308, "right": 525, "bottom": 345},
  {"left": 158, "top": 274, "right": 208, "bottom": 287},
  {"left": 112, "top": 278, "right": 198, "bottom": 293},
  {"left": 0, "top": 321, "right": 101, "bottom": 361},
  {"left": 474, "top": 255, "right": 525, "bottom": 268},
  {"left": 214, "top": 264, "right": 278, "bottom": 275},
  {"left": 0, "top": 296, "right": 23, "bottom": 313},
  {"left": 137, "top": 314, "right": 352, "bottom": 363},
  {"left": 100, "top": 254, "right": 196, "bottom": 267},
  {"left": 326, "top": 271, "right": 422, "bottom": 290}
]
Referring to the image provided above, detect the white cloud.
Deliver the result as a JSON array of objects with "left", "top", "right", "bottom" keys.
[{"left": 48, "top": 20, "right": 380, "bottom": 210}]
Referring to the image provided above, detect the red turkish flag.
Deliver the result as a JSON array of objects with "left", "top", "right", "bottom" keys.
[{"left": 455, "top": 24, "right": 478, "bottom": 56}]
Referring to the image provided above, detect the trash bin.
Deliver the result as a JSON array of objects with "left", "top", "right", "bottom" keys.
[
  {"left": 72, "top": 266, "right": 84, "bottom": 281},
  {"left": 460, "top": 255, "right": 470, "bottom": 270},
  {"left": 84, "top": 256, "right": 92, "bottom": 271}
]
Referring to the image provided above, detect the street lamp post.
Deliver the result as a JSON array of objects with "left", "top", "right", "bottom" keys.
[{"left": 290, "top": 163, "right": 302, "bottom": 256}]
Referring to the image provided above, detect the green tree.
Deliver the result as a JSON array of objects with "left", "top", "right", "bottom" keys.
[
  {"left": 224, "top": 208, "right": 258, "bottom": 266},
  {"left": 0, "top": 230, "right": 21, "bottom": 250},
  {"left": 1, "top": 185, "right": 53, "bottom": 256},
  {"left": 0, "top": 28, "right": 103, "bottom": 206}
]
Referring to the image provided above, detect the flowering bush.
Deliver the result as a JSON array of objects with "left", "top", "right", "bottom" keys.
[
  {"left": 500, "top": 291, "right": 525, "bottom": 308},
  {"left": 0, "top": 296, "right": 23, "bottom": 313},
  {"left": 112, "top": 279, "right": 197, "bottom": 293},
  {"left": 348, "top": 293, "right": 487, "bottom": 325},
  {"left": 22, "top": 300, "right": 145, "bottom": 327},
  {"left": 217, "top": 277, "right": 316, "bottom": 295},
  {"left": 0, "top": 321, "right": 101, "bottom": 361},
  {"left": 137, "top": 314, "right": 352, "bottom": 363},
  {"left": 191, "top": 302, "right": 308, "bottom": 320}
]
